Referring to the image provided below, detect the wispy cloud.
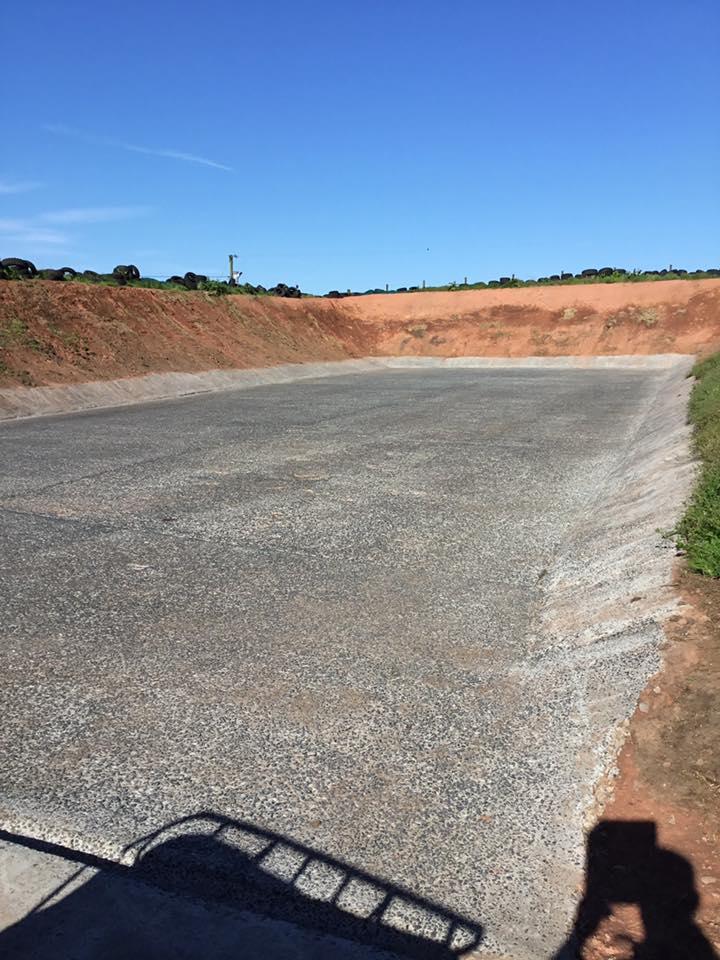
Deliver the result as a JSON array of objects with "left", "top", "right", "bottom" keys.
[
  {"left": 46, "top": 124, "right": 233, "bottom": 172},
  {"left": 40, "top": 206, "right": 150, "bottom": 225},
  {"left": 0, "top": 206, "right": 150, "bottom": 253},
  {"left": 0, "top": 219, "right": 69, "bottom": 248},
  {"left": 0, "top": 178, "right": 44, "bottom": 195},
  {"left": 119, "top": 142, "right": 233, "bottom": 172}
]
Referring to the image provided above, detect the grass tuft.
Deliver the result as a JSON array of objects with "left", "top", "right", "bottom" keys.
[{"left": 676, "top": 353, "right": 720, "bottom": 576}]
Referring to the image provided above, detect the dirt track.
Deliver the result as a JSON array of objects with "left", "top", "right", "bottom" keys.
[{"left": 1, "top": 279, "right": 719, "bottom": 388}]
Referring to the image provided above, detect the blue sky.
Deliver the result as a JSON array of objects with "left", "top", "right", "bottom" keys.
[{"left": 2, "top": 0, "right": 718, "bottom": 293}]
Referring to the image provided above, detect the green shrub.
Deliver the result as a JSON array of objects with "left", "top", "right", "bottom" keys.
[
  {"left": 675, "top": 353, "right": 720, "bottom": 576},
  {"left": 198, "top": 279, "right": 230, "bottom": 296},
  {"left": 128, "top": 278, "right": 167, "bottom": 289}
]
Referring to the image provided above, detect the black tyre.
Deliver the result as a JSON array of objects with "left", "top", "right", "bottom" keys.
[
  {"left": 1, "top": 257, "right": 37, "bottom": 277},
  {"left": 113, "top": 264, "right": 140, "bottom": 280}
]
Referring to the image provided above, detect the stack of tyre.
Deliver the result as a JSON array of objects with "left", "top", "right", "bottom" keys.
[
  {"left": 268, "top": 283, "right": 301, "bottom": 298},
  {"left": 166, "top": 271, "right": 209, "bottom": 290},
  {"left": 0, "top": 258, "right": 145, "bottom": 285}
]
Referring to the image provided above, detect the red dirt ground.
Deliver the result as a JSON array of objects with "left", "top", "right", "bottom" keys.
[
  {"left": 1, "top": 278, "right": 720, "bottom": 388},
  {"left": 575, "top": 567, "right": 720, "bottom": 959}
]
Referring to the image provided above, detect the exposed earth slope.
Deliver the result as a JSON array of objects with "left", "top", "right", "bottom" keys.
[{"left": 1, "top": 279, "right": 719, "bottom": 389}]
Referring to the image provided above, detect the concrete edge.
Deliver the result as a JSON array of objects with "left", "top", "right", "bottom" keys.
[
  {"left": 533, "top": 356, "right": 696, "bottom": 817},
  {"left": 0, "top": 354, "right": 693, "bottom": 421},
  {"left": 493, "top": 355, "right": 697, "bottom": 954}
]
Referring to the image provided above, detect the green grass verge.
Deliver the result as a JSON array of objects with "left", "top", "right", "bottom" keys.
[{"left": 675, "top": 353, "right": 720, "bottom": 576}]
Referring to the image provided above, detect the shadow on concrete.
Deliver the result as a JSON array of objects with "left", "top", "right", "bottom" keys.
[
  {"left": 0, "top": 811, "right": 483, "bottom": 959},
  {"left": 554, "top": 820, "right": 718, "bottom": 959},
  {"left": 2, "top": 815, "right": 716, "bottom": 958}
]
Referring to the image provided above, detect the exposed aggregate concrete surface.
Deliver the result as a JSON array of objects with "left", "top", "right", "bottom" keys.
[
  {"left": 0, "top": 353, "right": 690, "bottom": 421},
  {"left": 0, "top": 357, "right": 694, "bottom": 958}
]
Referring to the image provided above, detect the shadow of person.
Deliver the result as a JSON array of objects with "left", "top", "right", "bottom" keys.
[
  {"left": 0, "top": 812, "right": 483, "bottom": 959},
  {"left": 555, "top": 820, "right": 718, "bottom": 960}
]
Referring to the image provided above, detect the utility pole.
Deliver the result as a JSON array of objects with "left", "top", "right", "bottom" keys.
[{"left": 228, "top": 253, "right": 239, "bottom": 286}]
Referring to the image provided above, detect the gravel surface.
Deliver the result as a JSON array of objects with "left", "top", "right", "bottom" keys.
[{"left": 0, "top": 365, "right": 690, "bottom": 957}]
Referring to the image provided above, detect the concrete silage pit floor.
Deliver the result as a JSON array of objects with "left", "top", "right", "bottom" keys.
[{"left": 0, "top": 359, "right": 692, "bottom": 959}]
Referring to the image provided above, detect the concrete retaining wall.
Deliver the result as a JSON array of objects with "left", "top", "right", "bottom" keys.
[{"left": 0, "top": 354, "right": 691, "bottom": 421}]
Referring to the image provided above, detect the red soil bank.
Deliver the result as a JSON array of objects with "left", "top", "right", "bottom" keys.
[{"left": 1, "top": 278, "right": 719, "bottom": 388}]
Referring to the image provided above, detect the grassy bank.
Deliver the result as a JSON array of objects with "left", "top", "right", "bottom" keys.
[
  {"left": 676, "top": 353, "right": 720, "bottom": 576},
  {"left": 3, "top": 266, "right": 719, "bottom": 299}
]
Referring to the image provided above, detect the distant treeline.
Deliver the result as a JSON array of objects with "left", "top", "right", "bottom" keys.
[
  {"left": 2, "top": 258, "right": 719, "bottom": 299},
  {"left": 326, "top": 266, "right": 720, "bottom": 297}
]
